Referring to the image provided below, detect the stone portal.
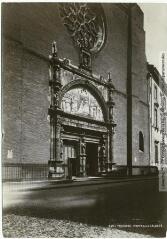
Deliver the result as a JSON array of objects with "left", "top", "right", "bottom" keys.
[{"left": 48, "top": 42, "right": 116, "bottom": 179}]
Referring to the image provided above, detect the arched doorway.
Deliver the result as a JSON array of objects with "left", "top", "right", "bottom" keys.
[
  {"left": 48, "top": 45, "right": 116, "bottom": 180},
  {"left": 59, "top": 82, "right": 108, "bottom": 178}
]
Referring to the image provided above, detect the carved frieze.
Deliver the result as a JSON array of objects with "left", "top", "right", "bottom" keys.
[{"left": 61, "top": 87, "right": 104, "bottom": 121}]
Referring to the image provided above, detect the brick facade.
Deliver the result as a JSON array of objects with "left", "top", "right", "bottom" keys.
[{"left": 2, "top": 3, "right": 151, "bottom": 180}]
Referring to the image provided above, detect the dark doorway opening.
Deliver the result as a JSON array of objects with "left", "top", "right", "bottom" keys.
[
  {"left": 71, "top": 157, "right": 77, "bottom": 176},
  {"left": 68, "top": 157, "right": 77, "bottom": 178},
  {"left": 86, "top": 143, "right": 98, "bottom": 176}
]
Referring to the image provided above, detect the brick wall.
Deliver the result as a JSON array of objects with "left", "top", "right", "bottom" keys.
[
  {"left": 2, "top": 3, "right": 149, "bottom": 176},
  {"left": 21, "top": 50, "right": 49, "bottom": 164},
  {"left": 2, "top": 39, "right": 23, "bottom": 164},
  {"left": 131, "top": 5, "right": 150, "bottom": 166}
]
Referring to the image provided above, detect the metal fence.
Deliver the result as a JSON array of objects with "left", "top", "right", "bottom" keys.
[
  {"left": 110, "top": 165, "right": 158, "bottom": 176},
  {"left": 2, "top": 163, "right": 49, "bottom": 181},
  {"left": 2, "top": 163, "right": 159, "bottom": 182}
]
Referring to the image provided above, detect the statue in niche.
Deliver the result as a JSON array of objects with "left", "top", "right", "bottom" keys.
[
  {"left": 81, "top": 139, "right": 86, "bottom": 155},
  {"left": 60, "top": 139, "right": 63, "bottom": 160},
  {"left": 99, "top": 135, "right": 106, "bottom": 159}
]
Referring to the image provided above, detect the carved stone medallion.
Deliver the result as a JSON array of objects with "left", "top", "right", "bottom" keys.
[{"left": 59, "top": 3, "right": 106, "bottom": 71}]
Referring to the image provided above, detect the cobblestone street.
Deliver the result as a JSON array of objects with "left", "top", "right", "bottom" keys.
[
  {"left": 3, "top": 214, "right": 153, "bottom": 238},
  {"left": 2, "top": 177, "right": 167, "bottom": 238}
]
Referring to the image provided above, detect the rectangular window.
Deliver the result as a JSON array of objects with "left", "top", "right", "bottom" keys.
[
  {"left": 154, "top": 85, "right": 157, "bottom": 100},
  {"left": 154, "top": 107, "right": 158, "bottom": 128},
  {"left": 161, "top": 115, "right": 167, "bottom": 134},
  {"left": 160, "top": 143, "right": 164, "bottom": 163},
  {"left": 161, "top": 94, "right": 166, "bottom": 110},
  {"left": 164, "top": 98, "right": 166, "bottom": 110},
  {"left": 161, "top": 114, "right": 162, "bottom": 131},
  {"left": 155, "top": 143, "right": 158, "bottom": 164},
  {"left": 160, "top": 93, "right": 163, "bottom": 106},
  {"left": 164, "top": 117, "right": 166, "bottom": 134}
]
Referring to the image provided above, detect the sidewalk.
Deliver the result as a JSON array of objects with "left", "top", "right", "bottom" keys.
[
  {"left": 3, "top": 175, "right": 158, "bottom": 192},
  {"left": 2, "top": 175, "right": 165, "bottom": 238}
]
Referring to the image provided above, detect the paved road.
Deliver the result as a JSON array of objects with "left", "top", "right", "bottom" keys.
[{"left": 2, "top": 176, "right": 167, "bottom": 237}]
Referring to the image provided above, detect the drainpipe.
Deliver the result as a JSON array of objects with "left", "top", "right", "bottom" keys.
[
  {"left": 127, "top": 4, "right": 133, "bottom": 176},
  {"left": 147, "top": 71, "right": 152, "bottom": 166}
]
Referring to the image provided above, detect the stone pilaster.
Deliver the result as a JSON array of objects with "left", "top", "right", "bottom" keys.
[
  {"left": 107, "top": 73, "right": 116, "bottom": 172},
  {"left": 98, "top": 134, "right": 107, "bottom": 173},
  {"left": 79, "top": 136, "right": 87, "bottom": 177},
  {"left": 48, "top": 42, "right": 63, "bottom": 179}
]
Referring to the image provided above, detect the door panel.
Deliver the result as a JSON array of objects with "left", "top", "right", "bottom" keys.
[{"left": 63, "top": 142, "right": 77, "bottom": 177}]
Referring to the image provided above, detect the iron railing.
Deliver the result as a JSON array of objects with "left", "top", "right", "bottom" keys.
[{"left": 2, "top": 163, "right": 49, "bottom": 181}]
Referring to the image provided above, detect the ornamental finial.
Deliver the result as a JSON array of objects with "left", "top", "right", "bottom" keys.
[
  {"left": 108, "top": 72, "right": 111, "bottom": 81},
  {"left": 52, "top": 41, "right": 57, "bottom": 55},
  {"left": 108, "top": 72, "right": 115, "bottom": 91}
]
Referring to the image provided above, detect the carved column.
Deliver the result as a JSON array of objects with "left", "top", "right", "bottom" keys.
[
  {"left": 60, "top": 127, "right": 64, "bottom": 162},
  {"left": 49, "top": 117, "right": 56, "bottom": 175},
  {"left": 107, "top": 128, "right": 114, "bottom": 172},
  {"left": 107, "top": 73, "right": 116, "bottom": 172},
  {"left": 98, "top": 135, "right": 107, "bottom": 173},
  {"left": 97, "top": 144, "right": 101, "bottom": 173},
  {"left": 79, "top": 136, "right": 87, "bottom": 177},
  {"left": 54, "top": 118, "right": 64, "bottom": 177},
  {"left": 48, "top": 42, "right": 63, "bottom": 179}
]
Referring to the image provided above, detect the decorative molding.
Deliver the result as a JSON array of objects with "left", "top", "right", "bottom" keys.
[{"left": 53, "top": 57, "right": 108, "bottom": 87}]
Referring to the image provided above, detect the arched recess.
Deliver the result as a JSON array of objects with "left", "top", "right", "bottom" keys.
[
  {"left": 139, "top": 131, "right": 144, "bottom": 152},
  {"left": 58, "top": 79, "right": 108, "bottom": 122}
]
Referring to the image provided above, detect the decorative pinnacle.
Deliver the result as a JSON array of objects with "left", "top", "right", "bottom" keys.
[
  {"left": 108, "top": 72, "right": 111, "bottom": 81},
  {"left": 108, "top": 72, "right": 115, "bottom": 91},
  {"left": 52, "top": 41, "right": 58, "bottom": 56}
]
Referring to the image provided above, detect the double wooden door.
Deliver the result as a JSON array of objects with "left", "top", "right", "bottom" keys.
[{"left": 63, "top": 141, "right": 78, "bottom": 177}]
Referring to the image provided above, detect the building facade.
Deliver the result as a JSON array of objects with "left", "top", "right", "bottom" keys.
[
  {"left": 2, "top": 3, "right": 152, "bottom": 181},
  {"left": 148, "top": 64, "right": 167, "bottom": 169}
]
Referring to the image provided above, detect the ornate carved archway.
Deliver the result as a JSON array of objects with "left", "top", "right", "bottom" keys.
[{"left": 48, "top": 42, "right": 116, "bottom": 180}]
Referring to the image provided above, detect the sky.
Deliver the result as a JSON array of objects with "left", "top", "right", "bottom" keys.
[{"left": 139, "top": 3, "right": 167, "bottom": 81}]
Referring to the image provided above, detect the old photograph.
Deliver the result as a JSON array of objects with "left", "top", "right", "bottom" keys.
[{"left": 1, "top": 1, "right": 167, "bottom": 238}]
